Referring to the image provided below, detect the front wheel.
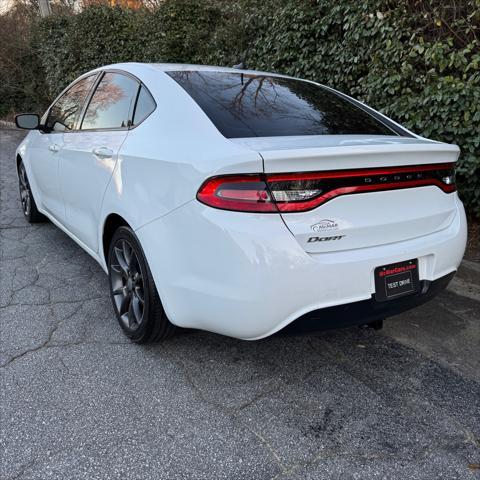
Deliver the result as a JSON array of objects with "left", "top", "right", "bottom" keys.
[
  {"left": 108, "top": 226, "right": 176, "bottom": 343},
  {"left": 18, "top": 161, "right": 47, "bottom": 223}
]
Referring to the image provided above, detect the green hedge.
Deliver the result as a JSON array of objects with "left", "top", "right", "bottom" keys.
[
  {"left": 6, "top": 0, "right": 480, "bottom": 215},
  {"left": 248, "top": 0, "right": 480, "bottom": 217},
  {"left": 34, "top": 2, "right": 225, "bottom": 95},
  {"left": 0, "top": 6, "right": 49, "bottom": 118}
]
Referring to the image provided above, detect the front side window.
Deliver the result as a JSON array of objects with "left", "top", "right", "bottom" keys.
[
  {"left": 81, "top": 72, "right": 139, "bottom": 130},
  {"left": 46, "top": 75, "right": 96, "bottom": 132},
  {"left": 167, "top": 71, "right": 400, "bottom": 138}
]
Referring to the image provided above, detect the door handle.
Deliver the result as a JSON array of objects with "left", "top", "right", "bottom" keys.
[
  {"left": 92, "top": 147, "right": 113, "bottom": 158},
  {"left": 49, "top": 143, "right": 61, "bottom": 153}
]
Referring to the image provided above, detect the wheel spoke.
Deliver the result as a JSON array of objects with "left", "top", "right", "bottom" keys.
[
  {"left": 19, "top": 167, "right": 28, "bottom": 187},
  {"left": 129, "top": 253, "right": 140, "bottom": 276},
  {"left": 133, "top": 271, "right": 142, "bottom": 287},
  {"left": 132, "top": 295, "right": 143, "bottom": 324},
  {"left": 127, "top": 299, "right": 135, "bottom": 328},
  {"left": 114, "top": 246, "right": 129, "bottom": 276},
  {"left": 110, "top": 264, "right": 123, "bottom": 275},
  {"left": 119, "top": 291, "right": 131, "bottom": 316},
  {"left": 134, "top": 286, "right": 144, "bottom": 304},
  {"left": 122, "top": 241, "right": 133, "bottom": 269},
  {"left": 112, "top": 286, "right": 125, "bottom": 296}
]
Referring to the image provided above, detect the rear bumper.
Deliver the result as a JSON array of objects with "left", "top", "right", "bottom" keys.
[
  {"left": 136, "top": 195, "right": 467, "bottom": 340},
  {"left": 282, "top": 271, "right": 455, "bottom": 335}
]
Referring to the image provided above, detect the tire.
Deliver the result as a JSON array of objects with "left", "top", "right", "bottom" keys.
[
  {"left": 107, "top": 226, "right": 176, "bottom": 343},
  {"left": 18, "top": 161, "right": 47, "bottom": 223}
]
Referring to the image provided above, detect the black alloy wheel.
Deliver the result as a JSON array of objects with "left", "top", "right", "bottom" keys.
[
  {"left": 108, "top": 226, "right": 176, "bottom": 343},
  {"left": 18, "top": 162, "right": 31, "bottom": 217},
  {"left": 18, "top": 161, "right": 46, "bottom": 223},
  {"left": 110, "top": 238, "right": 145, "bottom": 331}
]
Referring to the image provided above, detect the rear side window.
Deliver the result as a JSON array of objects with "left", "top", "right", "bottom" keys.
[
  {"left": 167, "top": 71, "right": 398, "bottom": 138},
  {"left": 81, "top": 72, "right": 139, "bottom": 130},
  {"left": 46, "top": 75, "right": 96, "bottom": 132},
  {"left": 133, "top": 86, "right": 156, "bottom": 125}
]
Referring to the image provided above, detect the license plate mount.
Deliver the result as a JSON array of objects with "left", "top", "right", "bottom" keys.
[{"left": 374, "top": 259, "right": 420, "bottom": 302}]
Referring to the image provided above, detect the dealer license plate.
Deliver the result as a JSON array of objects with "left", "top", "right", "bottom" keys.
[{"left": 374, "top": 259, "right": 420, "bottom": 302}]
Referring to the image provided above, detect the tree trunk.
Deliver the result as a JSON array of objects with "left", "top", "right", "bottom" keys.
[{"left": 38, "top": 0, "right": 51, "bottom": 17}]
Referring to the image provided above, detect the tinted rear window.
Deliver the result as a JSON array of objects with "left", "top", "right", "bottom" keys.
[{"left": 167, "top": 71, "right": 398, "bottom": 138}]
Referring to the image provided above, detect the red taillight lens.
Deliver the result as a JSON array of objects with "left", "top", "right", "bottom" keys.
[
  {"left": 197, "top": 175, "right": 278, "bottom": 212},
  {"left": 197, "top": 164, "right": 455, "bottom": 213}
]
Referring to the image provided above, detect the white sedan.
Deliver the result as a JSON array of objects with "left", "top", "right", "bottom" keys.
[{"left": 15, "top": 63, "right": 467, "bottom": 342}]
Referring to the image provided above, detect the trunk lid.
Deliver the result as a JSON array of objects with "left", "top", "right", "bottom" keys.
[{"left": 232, "top": 135, "right": 460, "bottom": 253}]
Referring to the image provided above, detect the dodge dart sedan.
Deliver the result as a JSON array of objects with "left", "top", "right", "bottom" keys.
[{"left": 15, "top": 63, "right": 467, "bottom": 342}]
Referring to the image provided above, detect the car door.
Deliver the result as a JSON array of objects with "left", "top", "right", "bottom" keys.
[
  {"left": 28, "top": 74, "right": 97, "bottom": 222},
  {"left": 59, "top": 71, "right": 140, "bottom": 252}
]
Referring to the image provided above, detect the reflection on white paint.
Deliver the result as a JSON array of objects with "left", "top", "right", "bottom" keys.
[{"left": 112, "top": 156, "right": 123, "bottom": 195}]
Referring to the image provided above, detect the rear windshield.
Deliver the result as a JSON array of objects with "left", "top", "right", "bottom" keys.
[{"left": 167, "top": 71, "right": 399, "bottom": 138}]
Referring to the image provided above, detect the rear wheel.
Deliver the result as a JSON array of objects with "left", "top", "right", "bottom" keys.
[
  {"left": 18, "top": 161, "right": 47, "bottom": 223},
  {"left": 108, "top": 226, "right": 176, "bottom": 343}
]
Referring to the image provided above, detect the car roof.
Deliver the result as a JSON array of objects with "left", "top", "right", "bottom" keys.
[{"left": 94, "top": 62, "right": 294, "bottom": 81}]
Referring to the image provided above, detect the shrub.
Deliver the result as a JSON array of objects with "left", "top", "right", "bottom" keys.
[
  {"left": 0, "top": 4, "right": 49, "bottom": 119},
  {"left": 2, "top": 0, "right": 478, "bottom": 215},
  {"left": 35, "top": 6, "right": 149, "bottom": 95},
  {"left": 247, "top": 0, "right": 480, "bottom": 215}
]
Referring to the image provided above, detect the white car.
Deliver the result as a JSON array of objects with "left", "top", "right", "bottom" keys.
[{"left": 15, "top": 63, "right": 467, "bottom": 342}]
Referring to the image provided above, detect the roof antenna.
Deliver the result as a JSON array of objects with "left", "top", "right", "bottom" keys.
[
  {"left": 233, "top": 61, "right": 246, "bottom": 70},
  {"left": 233, "top": 61, "right": 246, "bottom": 85}
]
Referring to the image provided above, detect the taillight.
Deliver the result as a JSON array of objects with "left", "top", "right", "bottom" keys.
[
  {"left": 197, "top": 164, "right": 456, "bottom": 213},
  {"left": 197, "top": 175, "right": 278, "bottom": 212}
]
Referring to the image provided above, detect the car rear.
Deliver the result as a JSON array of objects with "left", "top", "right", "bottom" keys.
[{"left": 141, "top": 68, "right": 467, "bottom": 339}]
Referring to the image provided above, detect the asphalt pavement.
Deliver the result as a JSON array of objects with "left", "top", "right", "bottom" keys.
[{"left": 1, "top": 127, "right": 479, "bottom": 479}]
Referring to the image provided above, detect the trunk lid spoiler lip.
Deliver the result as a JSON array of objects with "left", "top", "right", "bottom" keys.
[
  {"left": 230, "top": 136, "right": 460, "bottom": 173},
  {"left": 229, "top": 134, "right": 441, "bottom": 152}
]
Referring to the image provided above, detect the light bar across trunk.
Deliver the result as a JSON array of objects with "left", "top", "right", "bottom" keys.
[{"left": 197, "top": 163, "right": 456, "bottom": 213}]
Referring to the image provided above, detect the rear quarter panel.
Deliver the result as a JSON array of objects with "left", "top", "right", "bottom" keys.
[{"left": 98, "top": 66, "right": 263, "bottom": 263}]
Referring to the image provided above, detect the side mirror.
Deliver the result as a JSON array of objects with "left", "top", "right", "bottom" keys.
[{"left": 15, "top": 114, "right": 40, "bottom": 130}]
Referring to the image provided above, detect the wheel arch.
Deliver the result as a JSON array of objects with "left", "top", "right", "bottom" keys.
[
  {"left": 102, "top": 213, "right": 131, "bottom": 265},
  {"left": 16, "top": 154, "right": 22, "bottom": 172}
]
